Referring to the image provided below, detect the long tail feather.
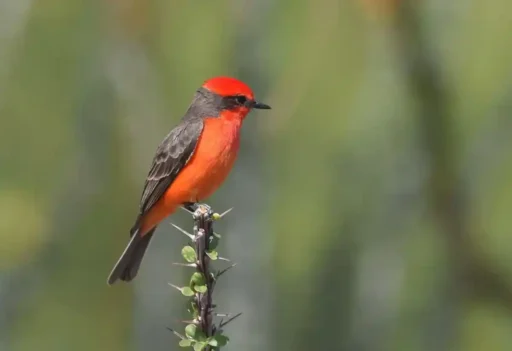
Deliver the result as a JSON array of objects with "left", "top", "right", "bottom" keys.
[{"left": 107, "top": 228, "right": 155, "bottom": 285}]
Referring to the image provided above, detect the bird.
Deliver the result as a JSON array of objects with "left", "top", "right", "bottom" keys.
[{"left": 107, "top": 76, "right": 271, "bottom": 285}]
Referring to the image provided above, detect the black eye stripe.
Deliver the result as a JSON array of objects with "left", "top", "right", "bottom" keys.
[
  {"left": 188, "top": 88, "right": 253, "bottom": 118},
  {"left": 234, "top": 95, "right": 247, "bottom": 105},
  {"left": 220, "top": 95, "right": 250, "bottom": 109}
]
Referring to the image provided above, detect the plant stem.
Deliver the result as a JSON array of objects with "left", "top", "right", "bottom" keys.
[{"left": 193, "top": 204, "right": 215, "bottom": 341}]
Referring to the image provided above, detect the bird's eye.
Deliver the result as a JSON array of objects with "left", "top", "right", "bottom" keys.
[{"left": 234, "top": 95, "right": 247, "bottom": 105}]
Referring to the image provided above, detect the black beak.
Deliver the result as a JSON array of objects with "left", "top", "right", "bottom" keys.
[{"left": 251, "top": 100, "right": 271, "bottom": 110}]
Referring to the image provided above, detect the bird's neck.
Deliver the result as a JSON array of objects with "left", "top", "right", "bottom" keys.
[{"left": 219, "top": 110, "right": 246, "bottom": 128}]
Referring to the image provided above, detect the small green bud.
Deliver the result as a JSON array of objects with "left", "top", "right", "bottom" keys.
[
  {"left": 206, "top": 250, "right": 218, "bottom": 260},
  {"left": 181, "top": 287, "right": 195, "bottom": 297},
  {"left": 185, "top": 324, "right": 197, "bottom": 338},
  {"left": 179, "top": 339, "right": 192, "bottom": 347},
  {"left": 194, "top": 285, "right": 207, "bottom": 293},
  {"left": 190, "top": 272, "right": 206, "bottom": 286},
  {"left": 182, "top": 246, "right": 197, "bottom": 263}
]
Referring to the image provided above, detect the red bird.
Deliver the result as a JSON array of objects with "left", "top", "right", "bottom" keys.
[{"left": 107, "top": 76, "right": 270, "bottom": 284}]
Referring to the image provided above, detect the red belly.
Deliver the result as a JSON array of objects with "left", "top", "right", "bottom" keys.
[{"left": 140, "top": 117, "right": 241, "bottom": 234}]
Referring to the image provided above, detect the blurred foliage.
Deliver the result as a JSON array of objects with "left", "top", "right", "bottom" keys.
[
  {"left": 0, "top": 0, "right": 511, "bottom": 351},
  {"left": 0, "top": 189, "right": 48, "bottom": 270}
]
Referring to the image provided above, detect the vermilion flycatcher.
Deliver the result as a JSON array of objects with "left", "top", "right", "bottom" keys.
[{"left": 107, "top": 76, "right": 270, "bottom": 285}]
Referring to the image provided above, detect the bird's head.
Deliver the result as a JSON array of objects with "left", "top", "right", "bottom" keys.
[{"left": 186, "top": 76, "right": 271, "bottom": 122}]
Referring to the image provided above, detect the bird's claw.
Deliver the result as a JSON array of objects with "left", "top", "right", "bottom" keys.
[
  {"left": 184, "top": 203, "right": 231, "bottom": 221},
  {"left": 183, "top": 202, "right": 199, "bottom": 212},
  {"left": 192, "top": 203, "right": 213, "bottom": 220}
]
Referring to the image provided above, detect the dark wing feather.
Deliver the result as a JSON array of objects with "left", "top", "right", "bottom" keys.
[{"left": 134, "top": 118, "right": 204, "bottom": 228}]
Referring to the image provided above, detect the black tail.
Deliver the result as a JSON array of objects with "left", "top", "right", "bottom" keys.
[{"left": 107, "top": 228, "right": 156, "bottom": 285}]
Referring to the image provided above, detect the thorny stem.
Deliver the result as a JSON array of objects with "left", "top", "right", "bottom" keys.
[
  {"left": 171, "top": 204, "right": 237, "bottom": 350},
  {"left": 193, "top": 205, "right": 215, "bottom": 339}
]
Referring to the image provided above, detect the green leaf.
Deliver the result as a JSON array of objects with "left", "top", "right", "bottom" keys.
[
  {"left": 179, "top": 339, "right": 192, "bottom": 347},
  {"left": 195, "top": 330, "right": 207, "bottom": 342},
  {"left": 187, "top": 300, "right": 199, "bottom": 319},
  {"left": 182, "top": 246, "right": 197, "bottom": 263},
  {"left": 206, "top": 250, "right": 218, "bottom": 260},
  {"left": 209, "top": 236, "right": 219, "bottom": 250},
  {"left": 193, "top": 342, "right": 206, "bottom": 351},
  {"left": 185, "top": 324, "right": 197, "bottom": 338},
  {"left": 194, "top": 285, "right": 207, "bottom": 293},
  {"left": 207, "top": 338, "right": 218, "bottom": 347},
  {"left": 181, "top": 287, "right": 195, "bottom": 297},
  {"left": 213, "top": 334, "right": 229, "bottom": 347},
  {"left": 187, "top": 299, "right": 198, "bottom": 312},
  {"left": 190, "top": 272, "right": 206, "bottom": 286}
]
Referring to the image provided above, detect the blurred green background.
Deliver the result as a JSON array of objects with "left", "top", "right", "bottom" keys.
[{"left": 1, "top": 0, "right": 512, "bottom": 350}]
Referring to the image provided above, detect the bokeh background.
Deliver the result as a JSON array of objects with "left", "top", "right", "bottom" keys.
[{"left": 1, "top": 0, "right": 512, "bottom": 350}]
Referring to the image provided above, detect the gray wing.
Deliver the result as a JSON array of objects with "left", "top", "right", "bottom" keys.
[{"left": 136, "top": 118, "right": 204, "bottom": 221}]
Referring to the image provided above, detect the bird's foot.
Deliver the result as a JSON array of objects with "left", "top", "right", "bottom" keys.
[
  {"left": 183, "top": 202, "right": 214, "bottom": 219},
  {"left": 183, "top": 202, "right": 199, "bottom": 212},
  {"left": 194, "top": 203, "right": 213, "bottom": 219},
  {"left": 182, "top": 203, "right": 232, "bottom": 221}
]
